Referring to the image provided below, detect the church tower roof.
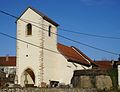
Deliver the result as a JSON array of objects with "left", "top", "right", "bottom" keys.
[{"left": 16, "top": 6, "right": 59, "bottom": 27}]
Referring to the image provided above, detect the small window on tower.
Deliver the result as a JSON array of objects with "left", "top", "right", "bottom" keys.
[
  {"left": 48, "top": 25, "right": 51, "bottom": 37},
  {"left": 26, "top": 23, "right": 32, "bottom": 35}
]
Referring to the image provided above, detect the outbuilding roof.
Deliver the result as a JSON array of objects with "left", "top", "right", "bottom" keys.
[
  {"left": 94, "top": 61, "right": 112, "bottom": 69},
  {"left": 0, "top": 56, "right": 16, "bottom": 66}
]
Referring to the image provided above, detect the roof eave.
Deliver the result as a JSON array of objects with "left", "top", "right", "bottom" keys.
[
  {"left": 68, "top": 59, "right": 91, "bottom": 67},
  {"left": 71, "top": 46, "right": 99, "bottom": 67}
]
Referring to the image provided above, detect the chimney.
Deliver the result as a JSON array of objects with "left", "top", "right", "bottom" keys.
[
  {"left": 6, "top": 54, "right": 9, "bottom": 61},
  {"left": 118, "top": 54, "right": 120, "bottom": 61}
]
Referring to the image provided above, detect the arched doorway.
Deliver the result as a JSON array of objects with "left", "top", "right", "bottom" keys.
[{"left": 21, "top": 68, "right": 35, "bottom": 87}]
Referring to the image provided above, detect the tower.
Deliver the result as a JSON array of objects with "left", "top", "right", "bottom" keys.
[{"left": 16, "top": 7, "right": 59, "bottom": 87}]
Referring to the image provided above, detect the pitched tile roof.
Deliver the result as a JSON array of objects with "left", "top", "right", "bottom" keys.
[
  {"left": 116, "top": 61, "right": 120, "bottom": 65},
  {"left": 94, "top": 61, "right": 113, "bottom": 69},
  {"left": 57, "top": 43, "right": 97, "bottom": 66},
  {"left": 16, "top": 7, "right": 59, "bottom": 27},
  {"left": 0, "top": 56, "right": 16, "bottom": 66}
]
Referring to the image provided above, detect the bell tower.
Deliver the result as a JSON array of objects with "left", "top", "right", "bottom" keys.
[{"left": 16, "top": 7, "right": 59, "bottom": 87}]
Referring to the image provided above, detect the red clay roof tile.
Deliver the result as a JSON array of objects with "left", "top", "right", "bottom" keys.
[
  {"left": 57, "top": 43, "right": 92, "bottom": 66},
  {"left": 94, "top": 61, "right": 112, "bottom": 69},
  {"left": 0, "top": 56, "right": 16, "bottom": 66}
]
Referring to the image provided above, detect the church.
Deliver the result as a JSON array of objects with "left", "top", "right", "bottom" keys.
[{"left": 16, "top": 7, "right": 93, "bottom": 87}]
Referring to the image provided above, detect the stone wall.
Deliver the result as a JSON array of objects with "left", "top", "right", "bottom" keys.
[
  {"left": 71, "top": 69, "right": 113, "bottom": 90},
  {"left": 0, "top": 88, "right": 97, "bottom": 92},
  {"left": 96, "top": 75, "right": 112, "bottom": 90},
  {"left": 77, "top": 76, "right": 94, "bottom": 88},
  {"left": 73, "top": 75, "right": 112, "bottom": 90}
]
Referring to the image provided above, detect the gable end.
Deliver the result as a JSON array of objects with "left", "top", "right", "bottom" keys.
[{"left": 16, "top": 6, "right": 59, "bottom": 27}]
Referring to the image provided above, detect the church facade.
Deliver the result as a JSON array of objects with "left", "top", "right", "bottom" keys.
[{"left": 16, "top": 7, "right": 92, "bottom": 87}]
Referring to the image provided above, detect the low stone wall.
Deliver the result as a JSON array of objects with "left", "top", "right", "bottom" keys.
[
  {"left": 96, "top": 75, "right": 112, "bottom": 90},
  {"left": 77, "top": 76, "right": 94, "bottom": 88},
  {"left": 71, "top": 69, "right": 113, "bottom": 90},
  {"left": 74, "top": 75, "right": 112, "bottom": 90},
  {"left": 0, "top": 88, "right": 97, "bottom": 92}
]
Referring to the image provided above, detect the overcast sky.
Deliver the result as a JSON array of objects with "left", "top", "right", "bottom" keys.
[{"left": 0, "top": 0, "right": 120, "bottom": 60}]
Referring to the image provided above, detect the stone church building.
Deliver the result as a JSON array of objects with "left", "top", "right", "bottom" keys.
[{"left": 16, "top": 7, "right": 93, "bottom": 87}]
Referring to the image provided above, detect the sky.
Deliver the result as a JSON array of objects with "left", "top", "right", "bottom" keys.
[{"left": 0, "top": 0, "right": 120, "bottom": 60}]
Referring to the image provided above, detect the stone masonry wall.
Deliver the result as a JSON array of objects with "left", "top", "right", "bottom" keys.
[
  {"left": 0, "top": 88, "right": 97, "bottom": 92},
  {"left": 71, "top": 69, "right": 113, "bottom": 90},
  {"left": 96, "top": 75, "right": 112, "bottom": 90},
  {"left": 74, "top": 75, "right": 112, "bottom": 90}
]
